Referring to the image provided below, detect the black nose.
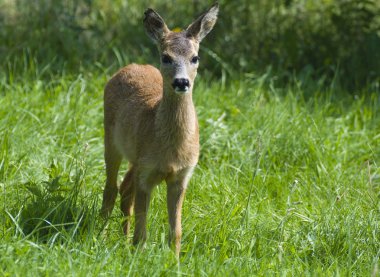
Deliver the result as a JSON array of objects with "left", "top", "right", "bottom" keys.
[{"left": 172, "top": 78, "right": 190, "bottom": 91}]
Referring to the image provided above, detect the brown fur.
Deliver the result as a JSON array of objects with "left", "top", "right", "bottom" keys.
[{"left": 100, "top": 3, "right": 218, "bottom": 257}]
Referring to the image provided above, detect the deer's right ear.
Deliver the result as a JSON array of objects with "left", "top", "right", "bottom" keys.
[
  {"left": 144, "top": 9, "right": 170, "bottom": 43},
  {"left": 186, "top": 3, "right": 219, "bottom": 42}
]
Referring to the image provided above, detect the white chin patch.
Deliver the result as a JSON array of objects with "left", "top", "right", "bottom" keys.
[{"left": 174, "top": 86, "right": 190, "bottom": 95}]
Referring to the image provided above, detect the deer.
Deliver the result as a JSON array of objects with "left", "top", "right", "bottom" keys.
[{"left": 100, "top": 3, "right": 219, "bottom": 257}]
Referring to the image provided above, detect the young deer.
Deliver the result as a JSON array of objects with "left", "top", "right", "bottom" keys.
[{"left": 100, "top": 3, "right": 219, "bottom": 256}]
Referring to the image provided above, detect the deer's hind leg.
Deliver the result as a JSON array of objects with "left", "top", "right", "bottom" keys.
[
  {"left": 133, "top": 185, "right": 151, "bottom": 246},
  {"left": 132, "top": 168, "right": 157, "bottom": 246},
  {"left": 100, "top": 129, "right": 122, "bottom": 218},
  {"left": 120, "top": 166, "right": 136, "bottom": 235}
]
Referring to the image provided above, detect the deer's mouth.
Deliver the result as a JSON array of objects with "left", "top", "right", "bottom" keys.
[{"left": 174, "top": 86, "right": 190, "bottom": 94}]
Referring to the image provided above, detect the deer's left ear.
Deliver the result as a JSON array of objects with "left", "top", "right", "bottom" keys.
[
  {"left": 186, "top": 3, "right": 219, "bottom": 42},
  {"left": 144, "top": 8, "right": 170, "bottom": 43}
]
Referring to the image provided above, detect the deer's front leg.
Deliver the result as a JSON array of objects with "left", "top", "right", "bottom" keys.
[{"left": 166, "top": 167, "right": 193, "bottom": 257}]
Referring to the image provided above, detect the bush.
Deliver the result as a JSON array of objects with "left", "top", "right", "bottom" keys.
[
  {"left": 215, "top": 0, "right": 380, "bottom": 88},
  {"left": 0, "top": 0, "right": 379, "bottom": 89}
]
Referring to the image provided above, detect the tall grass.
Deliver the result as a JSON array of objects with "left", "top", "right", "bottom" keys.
[{"left": 1, "top": 57, "right": 379, "bottom": 275}]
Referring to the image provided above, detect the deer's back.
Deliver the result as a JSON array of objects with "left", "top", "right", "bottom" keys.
[
  {"left": 104, "top": 64, "right": 162, "bottom": 113},
  {"left": 104, "top": 64, "right": 163, "bottom": 163}
]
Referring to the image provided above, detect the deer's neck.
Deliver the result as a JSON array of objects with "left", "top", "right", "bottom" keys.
[{"left": 155, "top": 89, "right": 197, "bottom": 143}]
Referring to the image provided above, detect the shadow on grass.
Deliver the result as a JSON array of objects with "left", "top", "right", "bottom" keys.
[{"left": 15, "top": 175, "right": 99, "bottom": 243}]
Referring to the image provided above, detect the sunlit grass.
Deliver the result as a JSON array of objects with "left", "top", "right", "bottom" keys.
[{"left": 0, "top": 67, "right": 379, "bottom": 275}]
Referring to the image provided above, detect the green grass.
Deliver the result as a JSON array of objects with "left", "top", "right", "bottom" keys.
[{"left": 0, "top": 67, "right": 379, "bottom": 276}]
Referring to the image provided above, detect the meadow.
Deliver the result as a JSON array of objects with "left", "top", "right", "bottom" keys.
[
  {"left": 1, "top": 61, "right": 379, "bottom": 275},
  {"left": 1, "top": 0, "right": 380, "bottom": 275}
]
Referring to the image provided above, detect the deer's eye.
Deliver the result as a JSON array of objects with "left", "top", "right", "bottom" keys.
[
  {"left": 191, "top": 56, "right": 200, "bottom": 64},
  {"left": 162, "top": 54, "right": 173, "bottom": 64}
]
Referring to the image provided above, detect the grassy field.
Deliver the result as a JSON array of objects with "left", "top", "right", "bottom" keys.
[{"left": 0, "top": 66, "right": 379, "bottom": 275}]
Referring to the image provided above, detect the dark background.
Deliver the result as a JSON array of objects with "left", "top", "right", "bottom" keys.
[{"left": 1, "top": 0, "right": 379, "bottom": 90}]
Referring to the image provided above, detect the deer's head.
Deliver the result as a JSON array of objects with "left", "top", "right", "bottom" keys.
[{"left": 144, "top": 3, "right": 219, "bottom": 95}]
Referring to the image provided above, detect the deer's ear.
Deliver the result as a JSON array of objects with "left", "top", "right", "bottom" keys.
[
  {"left": 144, "top": 8, "right": 170, "bottom": 42},
  {"left": 186, "top": 3, "right": 219, "bottom": 42}
]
